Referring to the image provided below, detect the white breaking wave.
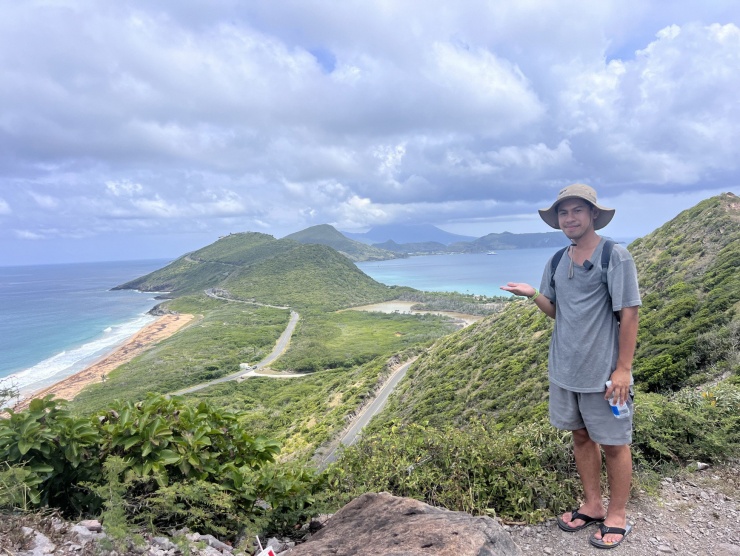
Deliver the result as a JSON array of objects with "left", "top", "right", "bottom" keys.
[{"left": 11, "top": 313, "right": 157, "bottom": 395}]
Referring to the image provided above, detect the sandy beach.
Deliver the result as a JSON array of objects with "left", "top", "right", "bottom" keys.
[{"left": 13, "top": 313, "right": 194, "bottom": 411}]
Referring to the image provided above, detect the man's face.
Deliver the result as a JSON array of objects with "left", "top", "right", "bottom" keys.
[{"left": 557, "top": 198, "right": 598, "bottom": 241}]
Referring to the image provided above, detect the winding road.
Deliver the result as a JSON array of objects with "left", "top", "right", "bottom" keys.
[
  {"left": 174, "top": 289, "right": 420, "bottom": 466},
  {"left": 171, "top": 291, "right": 303, "bottom": 395},
  {"left": 318, "top": 356, "right": 417, "bottom": 467}
]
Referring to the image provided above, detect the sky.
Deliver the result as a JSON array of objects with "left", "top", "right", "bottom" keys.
[{"left": 1, "top": 1, "right": 739, "bottom": 265}]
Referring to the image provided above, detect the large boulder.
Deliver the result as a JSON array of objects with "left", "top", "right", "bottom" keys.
[{"left": 287, "top": 492, "right": 522, "bottom": 556}]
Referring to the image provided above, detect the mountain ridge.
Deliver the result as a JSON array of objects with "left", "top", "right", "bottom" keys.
[
  {"left": 341, "top": 223, "right": 476, "bottom": 246},
  {"left": 284, "top": 224, "right": 403, "bottom": 262}
]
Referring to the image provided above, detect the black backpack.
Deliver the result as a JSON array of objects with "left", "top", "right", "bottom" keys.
[{"left": 549, "top": 239, "right": 620, "bottom": 321}]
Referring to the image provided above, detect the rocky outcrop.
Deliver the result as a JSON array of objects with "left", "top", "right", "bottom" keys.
[{"left": 286, "top": 492, "right": 522, "bottom": 556}]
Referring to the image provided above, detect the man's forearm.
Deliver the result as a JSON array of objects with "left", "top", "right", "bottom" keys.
[
  {"left": 615, "top": 306, "right": 639, "bottom": 373},
  {"left": 534, "top": 293, "right": 556, "bottom": 319}
]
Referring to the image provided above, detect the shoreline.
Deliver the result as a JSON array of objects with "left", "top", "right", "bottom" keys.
[{"left": 13, "top": 312, "right": 194, "bottom": 411}]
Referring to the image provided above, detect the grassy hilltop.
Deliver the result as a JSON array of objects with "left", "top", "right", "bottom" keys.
[
  {"left": 284, "top": 224, "right": 403, "bottom": 262},
  {"left": 115, "top": 231, "right": 404, "bottom": 310}
]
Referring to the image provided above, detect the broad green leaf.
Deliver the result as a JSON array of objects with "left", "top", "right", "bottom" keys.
[{"left": 158, "top": 449, "right": 180, "bottom": 465}]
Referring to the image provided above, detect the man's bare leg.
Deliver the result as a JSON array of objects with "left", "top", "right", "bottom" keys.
[
  {"left": 561, "top": 428, "right": 606, "bottom": 528},
  {"left": 593, "top": 444, "right": 632, "bottom": 543}
]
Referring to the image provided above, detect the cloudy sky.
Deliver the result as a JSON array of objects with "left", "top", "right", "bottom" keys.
[{"left": 1, "top": 1, "right": 738, "bottom": 265}]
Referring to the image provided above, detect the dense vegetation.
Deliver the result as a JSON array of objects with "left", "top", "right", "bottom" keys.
[
  {"left": 2, "top": 193, "right": 738, "bottom": 546},
  {"left": 0, "top": 395, "right": 318, "bottom": 540},
  {"left": 630, "top": 194, "right": 740, "bottom": 391},
  {"left": 397, "top": 290, "right": 509, "bottom": 316}
]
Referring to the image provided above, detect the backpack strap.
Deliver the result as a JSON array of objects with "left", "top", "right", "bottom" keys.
[
  {"left": 600, "top": 239, "right": 615, "bottom": 284},
  {"left": 549, "top": 246, "right": 569, "bottom": 301},
  {"left": 600, "top": 239, "right": 620, "bottom": 322}
]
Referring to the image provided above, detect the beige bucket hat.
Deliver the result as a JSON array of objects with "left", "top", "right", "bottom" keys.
[{"left": 538, "top": 183, "right": 615, "bottom": 230}]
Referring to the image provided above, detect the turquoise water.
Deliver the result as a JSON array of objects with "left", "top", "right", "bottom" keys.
[
  {"left": 356, "top": 248, "right": 555, "bottom": 298},
  {"left": 0, "top": 259, "right": 169, "bottom": 394}
]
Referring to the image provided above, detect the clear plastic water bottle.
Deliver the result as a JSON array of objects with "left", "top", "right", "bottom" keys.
[{"left": 605, "top": 381, "right": 630, "bottom": 419}]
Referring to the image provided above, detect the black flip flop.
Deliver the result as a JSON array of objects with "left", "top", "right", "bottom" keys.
[
  {"left": 556, "top": 510, "right": 605, "bottom": 532},
  {"left": 589, "top": 523, "right": 633, "bottom": 549}
]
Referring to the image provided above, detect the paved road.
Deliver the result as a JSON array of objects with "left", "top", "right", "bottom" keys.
[
  {"left": 319, "top": 356, "right": 417, "bottom": 467},
  {"left": 175, "top": 288, "right": 416, "bottom": 468},
  {"left": 172, "top": 302, "right": 300, "bottom": 395}
]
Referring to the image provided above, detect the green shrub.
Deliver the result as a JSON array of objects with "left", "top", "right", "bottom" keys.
[
  {"left": 0, "top": 394, "right": 323, "bottom": 540},
  {"left": 0, "top": 396, "right": 101, "bottom": 513},
  {"left": 633, "top": 385, "right": 740, "bottom": 468},
  {"left": 326, "top": 418, "right": 580, "bottom": 522}
]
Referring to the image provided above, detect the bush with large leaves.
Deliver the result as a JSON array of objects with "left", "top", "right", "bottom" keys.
[
  {"left": 0, "top": 396, "right": 100, "bottom": 513},
  {"left": 0, "top": 394, "right": 321, "bottom": 539}
]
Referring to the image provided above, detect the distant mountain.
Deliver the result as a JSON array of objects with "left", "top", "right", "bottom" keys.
[
  {"left": 372, "top": 239, "right": 448, "bottom": 255},
  {"left": 448, "top": 231, "right": 570, "bottom": 253},
  {"left": 342, "top": 224, "right": 476, "bottom": 246},
  {"left": 284, "top": 224, "right": 402, "bottom": 262},
  {"left": 344, "top": 225, "right": 572, "bottom": 253}
]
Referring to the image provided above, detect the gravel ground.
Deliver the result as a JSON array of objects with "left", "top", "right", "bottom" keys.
[{"left": 508, "top": 464, "right": 740, "bottom": 556}]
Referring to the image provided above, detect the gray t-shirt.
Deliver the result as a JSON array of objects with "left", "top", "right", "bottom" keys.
[{"left": 539, "top": 238, "right": 642, "bottom": 393}]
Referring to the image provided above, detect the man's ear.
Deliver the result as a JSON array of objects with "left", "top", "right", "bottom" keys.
[{"left": 592, "top": 207, "right": 600, "bottom": 221}]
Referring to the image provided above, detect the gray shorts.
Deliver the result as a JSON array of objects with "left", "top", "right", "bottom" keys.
[{"left": 549, "top": 383, "right": 633, "bottom": 445}]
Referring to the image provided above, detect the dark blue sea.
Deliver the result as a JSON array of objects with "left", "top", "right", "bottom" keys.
[
  {"left": 356, "top": 248, "right": 555, "bottom": 298},
  {"left": 0, "top": 259, "right": 170, "bottom": 396}
]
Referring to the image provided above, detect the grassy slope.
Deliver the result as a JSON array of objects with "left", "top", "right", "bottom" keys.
[
  {"left": 114, "top": 233, "right": 294, "bottom": 295},
  {"left": 221, "top": 243, "right": 403, "bottom": 311}
]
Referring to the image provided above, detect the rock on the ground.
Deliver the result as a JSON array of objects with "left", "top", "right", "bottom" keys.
[{"left": 285, "top": 491, "right": 522, "bottom": 556}]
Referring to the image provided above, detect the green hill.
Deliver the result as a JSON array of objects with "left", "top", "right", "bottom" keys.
[
  {"left": 372, "top": 192, "right": 740, "bottom": 430},
  {"left": 114, "top": 232, "right": 402, "bottom": 310},
  {"left": 113, "top": 232, "right": 293, "bottom": 295},
  {"left": 219, "top": 243, "right": 404, "bottom": 311},
  {"left": 630, "top": 192, "right": 740, "bottom": 391},
  {"left": 284, "top": 224, "right": 402, "bottom": 262}
]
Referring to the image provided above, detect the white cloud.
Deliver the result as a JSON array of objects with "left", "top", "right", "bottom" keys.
[
  {"left": 427, "top": 42, "right": 544, "bottom": 131},
  {"left": 106, "top": 180, "right": 144, "bottom": 197},
  {"left": 1, "top": 2, "right": 739, "bottom": 262},
  {"left": 558, "top": 22, "right": 740, "bottom": 186},
  {"left": 14, "top": 229, "right": 44, "bottom": 240}
]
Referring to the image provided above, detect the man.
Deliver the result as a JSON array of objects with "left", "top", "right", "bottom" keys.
[{"left": 501, "top": 184, "right": 641, "bottom": 550}]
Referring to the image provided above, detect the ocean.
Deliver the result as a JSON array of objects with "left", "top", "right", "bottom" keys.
[
  {"left": 1, "top": 249, "right": 557, "bottom": 398},
  {"left": 0, "top": 259, "right": 170, "bottom": 396},
  {"left": 355, "top": 248, "right": 556, "bottom": 298}
]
